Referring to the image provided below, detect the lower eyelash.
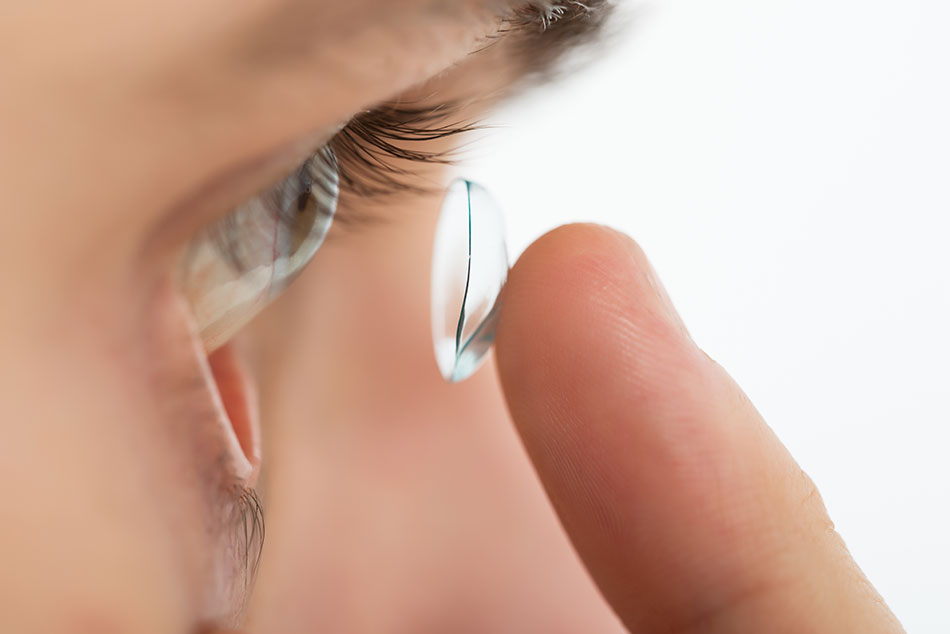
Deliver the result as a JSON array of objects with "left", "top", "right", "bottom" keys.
[{"left": 229, "top": 484, "right": 265, "bottom": 594}]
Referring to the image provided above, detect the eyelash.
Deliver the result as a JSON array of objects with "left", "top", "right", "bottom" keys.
[{"left": 330, "top": 103, "right": 478, "bottom": 199}]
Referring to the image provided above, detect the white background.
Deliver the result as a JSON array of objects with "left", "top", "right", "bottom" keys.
[{"left": 468, "top": 0, "right": 950, "bottom": 630}]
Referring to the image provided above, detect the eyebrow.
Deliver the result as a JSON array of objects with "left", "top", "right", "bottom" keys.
[
  {"left": 238, "top": 0, "right": 612, "bottom": 81},
  {"left": 498, "top": 1, "right": 614, "bottom": 81}
]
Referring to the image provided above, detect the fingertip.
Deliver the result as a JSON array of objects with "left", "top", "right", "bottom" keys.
[{"left": 496, "top": 223, "right": 698, "bottom": 423}]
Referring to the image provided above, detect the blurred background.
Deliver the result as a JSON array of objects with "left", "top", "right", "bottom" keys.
[{"left": 467, "top": 0, "right": 950, "bottom": 630}]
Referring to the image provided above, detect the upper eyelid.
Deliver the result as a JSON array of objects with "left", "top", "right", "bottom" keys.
[
  {"left": 141, "top": 129, "right": 338, "bottom": 268},
  {"left": 149, "top": 100, "right": 475, "bottom": 265},
  {"left": 147, "top": 100, "right": 471, "bottom": 259}
]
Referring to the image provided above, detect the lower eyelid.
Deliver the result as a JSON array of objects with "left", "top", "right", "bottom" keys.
[{"left": 140, "top": 277, "right": 264, "bottom": 612}]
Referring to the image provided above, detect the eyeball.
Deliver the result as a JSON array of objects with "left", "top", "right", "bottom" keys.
[
  {"left": 179, "top": 146, "right": 339, "bottom": 351},
  {"left": 431, "top": 179, "right": 509, "bottom": 383}
]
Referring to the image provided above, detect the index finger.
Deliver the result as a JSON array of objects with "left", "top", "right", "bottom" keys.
[{"left": 495, "top": 224, "right": 903, "bottom": 634}]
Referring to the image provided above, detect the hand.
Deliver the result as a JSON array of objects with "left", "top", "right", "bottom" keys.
[{"left": 495, "top": 224, "right": 904, "bottom": 634}]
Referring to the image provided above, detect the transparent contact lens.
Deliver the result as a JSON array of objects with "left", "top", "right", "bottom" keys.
[
  {"left": 431, "top": 179, "right": 509, "bottom": 383},
  {"left": 179, "top": 146, "right": 339, "bottom": 351}
]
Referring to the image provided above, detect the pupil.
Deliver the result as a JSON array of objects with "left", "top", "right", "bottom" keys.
[
  {"left": 296, "top": 190, "right": 310, "bottom": 212},
  {"left": 296, "top": 166, "right": 313, "bottom": 212},
  {"left": 289, "top": 172, "right": 317, "bottom": 255}
]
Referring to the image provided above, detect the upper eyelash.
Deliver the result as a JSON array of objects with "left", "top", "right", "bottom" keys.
[{"left": 330, "top": 102, "right": 479, "bottom": 199}]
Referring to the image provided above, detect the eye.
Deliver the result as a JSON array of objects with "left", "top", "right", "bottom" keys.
[{"left": 179, "top": 145, "right": 340, "bottom": 351}]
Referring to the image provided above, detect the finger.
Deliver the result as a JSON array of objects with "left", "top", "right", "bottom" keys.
[{"left": 495, "top": 224, "right": 903, "bottom": 634}]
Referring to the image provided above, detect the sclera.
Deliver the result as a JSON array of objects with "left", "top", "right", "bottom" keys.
[{"left": 431, "top": 179, "right": 509, "bottom": 383}]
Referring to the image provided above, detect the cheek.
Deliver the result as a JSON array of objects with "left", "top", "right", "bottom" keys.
[
  {"left": 0, "top": 273, "right": 231, "bottom": 631},
  {"left": 248, "top": 197, "right": 440, "bottom": 420}
]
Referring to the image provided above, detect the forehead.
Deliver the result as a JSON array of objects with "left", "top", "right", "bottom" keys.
[
  {"left": 8, "top": 0, "right": 605, "bottom": 96},
  {"left": 7, "top": 0, "right": 507, "bottom": 73}
]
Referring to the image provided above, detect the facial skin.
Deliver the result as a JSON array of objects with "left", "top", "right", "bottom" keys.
[
  {"left": 0, "top": 1, "right": 607, "bottom": 631},
  {"left": 243, "top": 200, "right": 628, "bottom": 633},
  {"left": 0, "top": 1, "right": 906, "bottom": 633}
]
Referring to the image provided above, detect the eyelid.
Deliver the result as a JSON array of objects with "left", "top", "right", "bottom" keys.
[
  {"left": 144, "top": 101, "right": 476, "bottom": 276},
  {"left": 143, "top": 127, "right": 339, "bottom": 267}
]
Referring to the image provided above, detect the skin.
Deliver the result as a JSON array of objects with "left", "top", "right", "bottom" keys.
[{"left": 0, "top": 1, "right": 905, "bottom": 633}]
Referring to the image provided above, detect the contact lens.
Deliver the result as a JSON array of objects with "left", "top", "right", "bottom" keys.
[{"left": 431, "top": 179, "right": 509, "bottom": 383}]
